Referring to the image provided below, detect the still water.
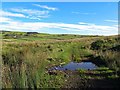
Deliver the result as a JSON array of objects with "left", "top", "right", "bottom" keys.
[{"left": 49, "top": 62, "right": 98, "bottom": 71}]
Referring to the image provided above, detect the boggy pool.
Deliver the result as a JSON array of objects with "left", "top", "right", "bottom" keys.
[{"left": 49, "top": 61, "right": 98, "bottom": 71}]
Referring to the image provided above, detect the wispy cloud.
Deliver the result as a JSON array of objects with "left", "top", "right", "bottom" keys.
[
  {"left": 104, "top": 19, "right": 118, "bottom": 23},
  {"left": 78, "top": 22, "right": 95, "bottom": 25},
  {"left": 1, "top": 17, "right": 118, "bottom": 35},
  {"left": 33, "top": 4, "right": 58, "bottom": 11},
  {"left": 0, "top": 10, "right": 26, "bottom": 18},
  {"left": 0, "top": 16, "right": 12, "bottom": 23},
  {"left": 72, "top": 12, "right": 96, "bottom": 15},
  {"left": 10, "top": 8, "right": 49, "bottom": 20}
]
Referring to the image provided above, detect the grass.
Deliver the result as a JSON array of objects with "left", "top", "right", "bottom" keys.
[
  {"left": 79, "top": 67, "right": 119, "bottom": 79},
  {"left": 1, "top": 31, "right": 120, "bottom": 88}
]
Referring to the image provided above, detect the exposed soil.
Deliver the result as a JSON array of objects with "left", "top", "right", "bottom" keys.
[{"left": 60, "top": 70, "right": 120, "bottom": 89}]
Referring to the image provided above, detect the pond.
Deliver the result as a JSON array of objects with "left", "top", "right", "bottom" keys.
[{"left": 49, "top": 61, "right": 98, "bottom": 71}]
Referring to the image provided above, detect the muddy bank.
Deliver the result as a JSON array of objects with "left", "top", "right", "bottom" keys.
[{"left": 46, "top": 69, "right": 120, "bottom": 88}]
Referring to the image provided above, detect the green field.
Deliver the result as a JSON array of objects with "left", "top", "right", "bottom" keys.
[{"left": 1, "top": 31, "right": 120, "bottom": 88}]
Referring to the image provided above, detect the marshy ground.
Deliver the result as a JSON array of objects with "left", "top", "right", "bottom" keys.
[{"left": 1, "top": 31, "right": 120, "bottom": 88}]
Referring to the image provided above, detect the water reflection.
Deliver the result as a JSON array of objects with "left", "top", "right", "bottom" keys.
[{"left": 49, "top": 62, "right": 98, "bottom": 71}]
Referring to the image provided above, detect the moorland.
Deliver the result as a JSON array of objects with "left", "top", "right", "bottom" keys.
[{"left": 1, "top": 31, "right": 120, "bottom": 88}]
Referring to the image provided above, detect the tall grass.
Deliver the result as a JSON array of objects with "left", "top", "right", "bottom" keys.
[
  {"left": 2, "top": 44, "right": 48, "bottom": 88},
  {"left": 97, "top": 51, "right": 120, "bottom": 71},
  {"left": 90, "top": 36, "right": 120, "bottom": 72}
]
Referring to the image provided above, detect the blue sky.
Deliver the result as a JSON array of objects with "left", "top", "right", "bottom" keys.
[{"left": 1, "top": 2, "right": 118, "bottom": 35}]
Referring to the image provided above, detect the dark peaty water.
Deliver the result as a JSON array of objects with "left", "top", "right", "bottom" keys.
[{"left": 49, "top": 62, "right": 98, "bottom": 71}]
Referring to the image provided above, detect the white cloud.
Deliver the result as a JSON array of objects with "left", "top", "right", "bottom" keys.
[
  {"left": 0, "top": 17, "right": 118, "bottom": 36},
  {"left": 72, "top": 12, "right": 96, "bottom": 15},
  {"left": 11, "top": 8, "right": 49, "bottom": 15},
  {"left": 78, "top": 22, "right": 88, "bottom": 25},
  {"left": 1, "top": 5, "right": 54, "bottom": 21},
  {"left": 78, "top": 22, "right": 95, "bottom": 25},
  {"left": 33, "top": 4, "right": 58, "bottom": 11},
  {"left": 0, "top": 17, "right": 12, "bottom": 23},
  {"left": 104, "top": 20, "right": 118, "bottom": 23},
  {"left": 0, "top": 10, "right": 26, "bottom": 18},
  {"left": 10, "top": 8, "right": 49, "bottom": 20}
]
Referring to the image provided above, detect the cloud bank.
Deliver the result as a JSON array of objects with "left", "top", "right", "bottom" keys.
[{"left": 1, "top": 16, "right": 118, "bottom": 36}]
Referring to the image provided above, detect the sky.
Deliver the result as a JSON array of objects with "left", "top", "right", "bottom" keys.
[{"left": 1, "top": 2, "right": 118, "bottom": 35}]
